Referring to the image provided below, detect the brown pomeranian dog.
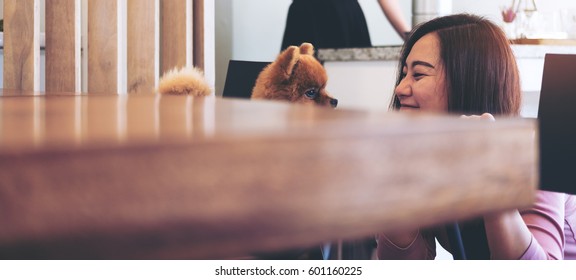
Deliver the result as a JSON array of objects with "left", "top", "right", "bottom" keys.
[
  {"left": 157, "top": 66, "right": 212, "bottom": 96},
  {"left": 251, "top": 43, "right": 338, "bottom": 108}
]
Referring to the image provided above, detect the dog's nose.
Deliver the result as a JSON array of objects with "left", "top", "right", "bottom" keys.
[{"left": 330, "top": 98, "right": 338, "bottom": 108}]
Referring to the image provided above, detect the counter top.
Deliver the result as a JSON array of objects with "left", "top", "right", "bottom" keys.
[
  {"left": 318, "top": 43, "right": 576, "bottom": 62},
  {"left": 317, "top": 45, "right": 402, "bottom": 62}
]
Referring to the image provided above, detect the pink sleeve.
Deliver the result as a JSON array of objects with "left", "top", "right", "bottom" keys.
[
  {"left": 376, "top": 230, "right": 437, "bottom": 260},
  {"left": 518, "top": 191, "right": 566, "bottom": 260}
]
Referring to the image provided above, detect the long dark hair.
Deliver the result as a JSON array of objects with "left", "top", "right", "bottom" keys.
[{"left": 390, "top": 14, "right": 521, "bottom": 116}]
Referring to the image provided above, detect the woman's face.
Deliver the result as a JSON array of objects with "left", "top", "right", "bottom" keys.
[{"left": 395, "top": 33, "right": 448, "bottom": 113}]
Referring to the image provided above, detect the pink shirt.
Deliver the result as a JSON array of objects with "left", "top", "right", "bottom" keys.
[
  {"left": 520, "top": 191, "right": 576, "bottom": 259},
  {"left": 377, "top": 191, "right": 576, "bottom": 260}
]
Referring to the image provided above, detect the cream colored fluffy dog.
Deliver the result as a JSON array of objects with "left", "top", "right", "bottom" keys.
[{"left": 157, "top": 66, "right": 212, "bottom": 96}]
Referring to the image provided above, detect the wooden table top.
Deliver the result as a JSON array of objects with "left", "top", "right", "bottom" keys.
[{"left": 0, "top": 91, "right": 538, "bottom": 259}]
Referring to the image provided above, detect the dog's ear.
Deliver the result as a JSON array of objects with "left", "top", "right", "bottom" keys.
[
  {"left": 299, "top": 42, "right": 315, "bottom": 56},
  {"left": 276, "top": 45, "right": 300, "bottom": 80}
]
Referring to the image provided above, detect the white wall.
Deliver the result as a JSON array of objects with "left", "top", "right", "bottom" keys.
[{"left": 215, "top": 0, "right": 291, "bottom": 97}]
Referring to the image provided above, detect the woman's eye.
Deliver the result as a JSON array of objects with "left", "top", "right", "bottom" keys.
[
  {"left": 413, "top": 73, "right": 424, "bottom": 79},
  {"left": 305, "top": 89, "right": 318, "bottom": 99}
]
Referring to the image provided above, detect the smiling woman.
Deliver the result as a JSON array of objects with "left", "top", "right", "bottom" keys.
[
  {"left": 389, "top": 13, "right": 521, "bottom": 116},
  {"left": 378, "top": 13, "right": 576, "bottom": 261}
]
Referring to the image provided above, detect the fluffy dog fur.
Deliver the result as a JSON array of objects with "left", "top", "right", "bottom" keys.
[
  {"left": 157, "top": 66, "right": 212, "bottom": 96},
  {"left": 156, "top": 43, "right": 337, "bottom": 109},
  {"left": 251, "top": 43, "right": 338, "bottom": 108}
]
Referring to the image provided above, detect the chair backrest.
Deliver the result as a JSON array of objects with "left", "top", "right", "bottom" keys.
[
  {"left": 538, "top": 53, "right": 576, "bottom": 195},
  {"left": 222, "top": 60, "right": 270, "bottom": 99},
  {"left": 2, "top": 0, "right": 206, "bottom": 94}
]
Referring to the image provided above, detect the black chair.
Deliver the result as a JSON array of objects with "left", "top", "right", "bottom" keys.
[{"left": 222, "top": 60, "right": 270, "bottom": 99}]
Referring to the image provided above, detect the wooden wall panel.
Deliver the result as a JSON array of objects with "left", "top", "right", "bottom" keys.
[
  {"left": 88, "top": 0, "right": 118, "bottom": 94},
  {"left": 45, "top": 0, "right": 80, "bottom": 93},
  {"left": 2, "top": 0, "right": 206, "bottom": 94},
  {"left": 127, "top": 0, "right": 158, "bottom": 94},
  {"left": 3, "top": 0, "right": 40, "bottom": 91},
  {"left": 193, "top": 0, "right": 204, "bottom": 70},
  {"left": 160, "top": 0, "right": 189, "bottom": 75}
]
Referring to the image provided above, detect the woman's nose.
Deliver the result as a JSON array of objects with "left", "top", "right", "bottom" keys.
[{"left": 394, "top": 77, "right": 411, "bottom": 97}]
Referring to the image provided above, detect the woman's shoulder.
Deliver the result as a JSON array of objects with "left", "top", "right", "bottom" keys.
[
  {"left": 565, "top": 193, "right": 576, "bottom": 212},
  {"left": 534, "top": 190, "right": 576, "bottom": 213}
]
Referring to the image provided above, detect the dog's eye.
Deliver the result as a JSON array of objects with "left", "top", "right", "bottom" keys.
[{"left": 304, "top": 89, "right": 318, "bottom": 99}]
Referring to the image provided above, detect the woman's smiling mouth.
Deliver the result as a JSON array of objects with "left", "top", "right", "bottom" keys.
[{"left": 400, "top": 104, "right": 419, "bottom": 110}]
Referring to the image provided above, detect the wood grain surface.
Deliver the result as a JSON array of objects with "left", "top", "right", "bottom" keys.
[
  {"left": 127, "top": 0, "right": 158, "bottom": 94},
  {"left": 3, "top": 0, "right": 40, "bottom": 91},
  {"left": 193, "top": 0, "right": 204, "bottom": 70},
  {"left": 45, "top": 0, "right": 80, "bottom": 92},
  {"left": 0, "top": 93, "right": 538, "bottom": 259},
  {"left": 88, "top": 0, "right": 118, "bottom": 94},
  {"left": 160, "top": 0, "right": 190, "bottom": 75}
]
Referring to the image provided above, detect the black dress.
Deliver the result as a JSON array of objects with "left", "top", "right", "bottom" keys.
[{"left": 281, "top": 0, "right": 372, "bottom": 51}]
